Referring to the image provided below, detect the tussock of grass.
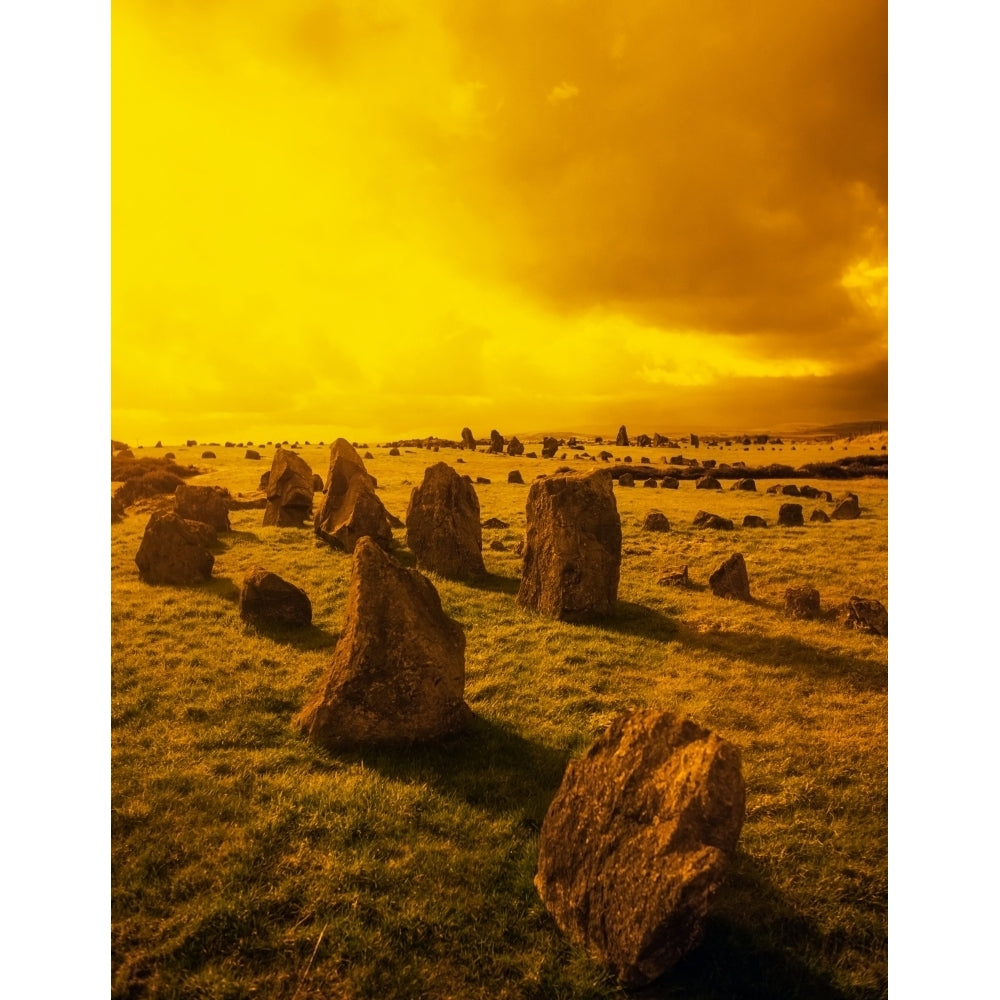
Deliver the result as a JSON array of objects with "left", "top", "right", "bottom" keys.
[{"left": 113, "top": 441, "right": 887, "bottom": 999}]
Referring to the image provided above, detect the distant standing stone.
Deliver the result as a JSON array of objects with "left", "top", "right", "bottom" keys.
[
  {"left": 845, "top": 596, "right": 888, "bottom": 637},
  {"left": 696, "top": 476, "right": 722, "bottom": 490},
  {"left": 508, "top": 470, "right": 524, "bottom": 484},
  {"left": 709, "top": 553, "right": 751, "bottom": 601},
  {"left": 615, "top": 425, "right": 630, "bottom": 447},
  {"left": 461, "top": 427, "right": 476, "bottom": 450},
  {"left": 642, "top": 510, "right": 670, "bottom": 532},
  {"left": 810, "top": 508, "right": 830, "bottom": 523},
  {"left": 832, "top": 492, "right": 861, "bottom": 519},
  {"left": 785, "top": 586, "right": 821, "bottom": 619},
  {"left": 507, "top": 436, "right": 524, "bottom": 456},
  {"left": 263, "top": 449, "right": 315, "bottom": 528},
  {"left": 693, "top": 511, "right": 734, "bottom": 531},
  {"left": 742, "top": 515, "right": 767, "bottom": 528},
  {"left": 314, "top": 439, "right": 393, "bottom": 552},
  {"left": 240, "top": 567, "right": 312, "bottom": 628},
  {"left": 489, "top": 429, "right": 505, "bottom": 453},
  {"left": 660, "top": 477, "right": 679, "bottom": 489},
  {"left": 619, "top": 472, "right": 634, "bottom": 487},
  {"left": 534, "top": 711, "right": 745, "bottom": 987},
  {"left": 778, "top": 503, "right": 804, "bottom": 526},
  {"left": 245, "top": 449, "right": 261, "bottom": 460}
]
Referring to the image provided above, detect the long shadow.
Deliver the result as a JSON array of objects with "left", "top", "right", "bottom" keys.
[
  {"left": 465, "top": 573, "right": 521, "bottom": 596},
  {"left": 223, "top": 529, "right": 261, "bottom": 544},
  {"left": 204, "top": 576, "right": 241, "bottom": 602},
  {"left": 586, "top": 601, "right": 680, "bottom": 643},
  {"left": 315, "top": 713, "right": 570, "bottom": 826},
  {"left": 636, "top": 853, "right": 871, "bottom": 1000},
  {"left": 673, "top": 621, "right": 887, "bottom": 692},
  {"left": 244, "top": 621, "right": 340, "bottom": 651}
]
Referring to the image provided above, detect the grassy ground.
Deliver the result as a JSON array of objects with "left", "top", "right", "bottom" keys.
[{"left": 112, "top": 437, "right": 887, "bottom": 999}]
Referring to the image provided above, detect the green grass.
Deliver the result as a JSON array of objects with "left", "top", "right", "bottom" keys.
[{"left": 112, "top": 439, "right": 887, "bottom": 999}]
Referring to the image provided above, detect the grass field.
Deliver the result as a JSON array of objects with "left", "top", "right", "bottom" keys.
[{"left": 112, "top": 435, "right": 887, "bottom": 999}]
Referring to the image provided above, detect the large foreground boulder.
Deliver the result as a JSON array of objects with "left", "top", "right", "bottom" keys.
[
  {"left": 134, "top": 512, "right": 214, "bottom": 585},
  {"left": 709, "top": 553, "right": 751, "bottom": 601},
  {"left": 517, "top": 470, "right": 622, "bottom": 622},
  {"left": 314, "top": 439, "right": 392, "bottom": 552},
  {"left": 263, "top": 449, "right": 314, "bottom": 527},
  {"left": 240, "top": 568, "right": 312, "bottom": 628},
  {"left": 174, "top": 484, "right": 231, "bottom": 532},
  {"left": 295, "top": 538, "right": 471, "bottom": 748},
  {"left": 405, "top": 462, "right": 486, "bottom": 579},
  {"left": 535, "top": 711, "right": 745, "bottom": 987}
]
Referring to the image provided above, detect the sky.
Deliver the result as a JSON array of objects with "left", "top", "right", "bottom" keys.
[{"left": 112, "top": 0, "right": 887, "bottom": 445}]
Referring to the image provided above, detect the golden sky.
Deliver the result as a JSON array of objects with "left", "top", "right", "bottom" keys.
[{"left": 112, "top": 0, "right": 887, "bottom": 445}]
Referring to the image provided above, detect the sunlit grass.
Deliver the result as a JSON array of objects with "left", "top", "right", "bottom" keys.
[{"left": 112, "top": 439, "right": 887, "bottom": 999}]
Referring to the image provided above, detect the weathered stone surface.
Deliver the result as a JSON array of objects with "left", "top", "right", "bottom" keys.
[
  {"left": 134, "top": 512, "right": 214, "bottom": 585},
  {"left": 489, "top": 430, "right": 505, "bottom": 453},
  {"left": 534, "top": 711, "right": 745, "bottom": 987},
  {"left": 778, "top": 503, "right": 804, "bottom": 527},
  {"left": 741, "top": 515, "right": 767, "bottom": 528},
  {"left": 313, "top": 474, "right": 325, "bottom": 492},
  {"left": 845, "top": 596, "right": 888, "bottom": 637},
  {"left": 765, "top": 483, "right": 783, "bottom": 495},
  {"left": 263, "top": 449, "right": 314, "bottom": 527},
  {"left": 643, "top": 511, "right": 671, "bottom": 532},
  {"left": 295, "top": 538, "right": 471, "bottom": 747},
  {"left": 388, "top": 447, "right": 401, "bottom": 456},
  {"left": 461, "top": 427, "right": 476, "bottom": 450},
  {"left": 258, "top": 471, "right": 270, "bottom": 490},
  {"left": 657, "top": 566, "right": 690, "bottom": 587},
  {"left": 832, "top": 492, "right": 861, "bottom": 519},
  {"left": 810, "top": 508, "right": 830, "bottom": 523},
  {"left": 781, "top": 484, "right": 800, "bottom": 496},
  {"left": 642, "top": 477, "right": 657, "bottom": 488},
  {"left": 507, "top": 436, "right": 525, "bottom": 456},
  {"left": 785, "top": 586, "right": 821, "bottom": 619},
  {"left": 616, "top": 425, "right": 630, "bottom": 447},
  {"left": 636, "top": 434, "right": 651, "bottom": 448},
  {"left": 799, "top": 485, "right": 822, "bottom": 499},
  {"left": 660, "top": 477, "right": 679, "bottom": 489},
  {"left": 693, "top": 511, "right": 734, "bottom": 531},
  {"left": 201, "top": 451, "right": 216, "bottom": 459},
  {"left": 542, "top": 436, "right": 559, "bottom": 459},
  {"left": 696, "top": 476, "right": 722, "bottom": 490},
  {"left": 517, "top": 469, "right": 622, "bottom": 622},
  {"left": 175, "top": 484, "right": 232, "bottom": 532},
  {"left": 619, "top": 472, "right": 635, "bottom": 487},
  {"left": 508, "top": 470, "right": 525, "bottom": 484},
  {"left": 709, "top": 553, "right": 751, "bottom": 600},
  {"left": 405, "top": 462, "right": 486, "bottom": 579},
  {"left": 314, "top": 439, "right": 393, "bottom": 552},
  {"left": 731, "top": 478, "right": 756, "bottom": 491},
  {"left": 246, "top": 449, "right": 261, "bottom": 460},
  {"left": 240, "top": 567, "right": 312, "bottom": 628},
  {"left": 599, "top": 451, "right": 613, "bottom": 462}
]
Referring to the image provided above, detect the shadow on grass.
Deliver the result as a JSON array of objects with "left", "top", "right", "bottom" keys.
[
  {"left": 587, "top": 601, "right": 679, "bottom": 643},
  {"left": 320, "top": 713, "right": 570, "bottom": 826},
  {"left": 465, "top": 573, "right": 521, "bottom": 596},
  {"left": 223, "top": 529, "right": 261, "bottom": 545},
  {"left": 674, "top": 621, "right": 886, "bottom": 692},
  {"left": 244, "top": 621, "right": 340, "bottom": 651},
  {"left": 638, "top": 853, "right": 865, "bottom": 1000},
  {"left": 204, "top": 576, "right": 241, "bottom": 602}
]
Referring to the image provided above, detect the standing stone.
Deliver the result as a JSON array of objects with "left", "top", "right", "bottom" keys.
[
  {"left": 507, "top": 436, "right": 525, "bottom": 456},
  {"left": 134, "top": 512, "right": 214, "bottom": 585},
  {"left": 778, "top": 503, "right": 804, "bottom": 526},
  {"left": 742, "top": 515, "right": 767, "bottom": 528},
  {"left": 660, "top": 477, "right": 679, "bottom": 489},
  {"left": 508, "top": 469, "right": 525, "bottom": 484},
  {"left": 708, "top": 553, "right": 751, "bottom": 600},
  {"left": 693, "top": 511, "right": 734, "bottom": 531},
  {"left": 636, "top": 434, "right": 651, "bottom": 448},
  {"left": 314, "top": 439, "right": 392, "bottom": 552},
  {"left": 619, "top": 472, "right": 634, "bottom": 487},
  {"left": 731, "top": 478, "right": 756, "bottom": 491},
  {"left": 845, "top": 596, "right": 888, "bottom": 637},
  {"left": 690, "top": 433, "right": 700, "bottom": 448},
  {"left": 240, "top": 568, "right": 312, "bottom": 628},
  {"left": 405, "top": 462, "right": 486, "bottom": 579},
  {"left": 489, "top": 430, "right": 505, "bottom": 453},
  {"left": 245, "top": 449, "right": 261, "bottom": 460},
  {"left": 263, "top": 449, "right": 314, "bottom": 527},
  {"left": 810, "top": 508, "right": 830, "bottom": 523},
  {"left": 295, "top": 538, "right": 471, "bottom": 748},
  {"left": 696, "top": 476, "right": 722, "bottom": 490},
  {"left": 832, "top": 492, "right": 861, "bottom": 519},
  {"left": 174, "top": 484, "right": 232, "bottom": 532},
  {"left": 616, "top": 425, "right": 630, "bottom": 447},
  {"left": 461, "top": 427, "right": 476, "bottom": 450},
  {"left": 517, "top": 469, "right": 622, "bottom": 622},
  {"left": 542, "top": 436, "right": 559, "bottom": 458},
  {"left": 642, "top": 477, "right": 657, "bottom": 488},
  {"left": 785, "top": 586, "right": 821, "bottom": 619},
  {"left": 781, "top": 484, "right": 801, "bottom": 496},
  {"left": 535, "top": 711, "right": 745, "bottom": 988}
]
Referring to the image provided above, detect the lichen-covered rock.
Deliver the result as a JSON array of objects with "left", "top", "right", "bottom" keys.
[
  {"left": 295, "top": 538, "right": 471, "bottom": 748},
  {"left": 405, "top": 462, "right": 486, "bottom": 579},
  {"left": 314, "top": 439, "right": 392, "bottom": 552},
  {"left": 845, "top": 596, "right": 888, "bottom": 637},
  {"left": 174, "top": 484, "right": 231, "bottom": 532},
  {"left": 240, "top": 568, "right": 312, "bottom": 628},
  {"left": 785, "top": 586, "right": 821, "bottom": 619},
  {"left": 134, "top": 512, "right": 214, "bottom": 585},
  {"left": 709, "top": 553, "right": 751, "bottom": 601},
  {"left": 517, "top": 469, "right": 622, "bottom": 622},
  {"left": 534, "top": 711, "right": 745, "bottom": 987},
  {"left": 263, "top": 449, "right": 314, "bottom": 527}
]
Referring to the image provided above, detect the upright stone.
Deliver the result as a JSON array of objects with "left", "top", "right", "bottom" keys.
[
  {"left": 461, "top": 427, "right": 476, "bottom": 450},
  {"left": 507, "top": 436, "right": 525, "bottom": 456},
  {"left": 517, "top": 469, "right": 622, "bottom": 621},
  {"left": 405, "top": 462, "right": 486, "bottom": 579},
  {"left": 240, "top": 568, "right": 312, "bottom": 628},
  {"left": 709, "top": 553, "right": 751, "bottom": 601},
  {"left": 489, "top": 429, "right": 505, "bottom": 453},
  {"left": 295, "top": 538, "right": 471, "bottom": 748},
  {"left": 832, "top": 492, "right": 861, "bottom": 519},
  {"left": 542, "top": 436, "right": 559, "bottom": 458},
  {"left": 778, "top": 502, "right": 804, "bottom": 526},
  {"left": 534, "top": 711, "right": 745, "bottom": 988},
  {"left": 314, "top": 438, "right": 392, "bottom": 552},
  {"left": 616, "top": 425, "right": 630, "bottom": 447},
  {"left": 263, "top": 449, "right": 314, "bottom": 527}
]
